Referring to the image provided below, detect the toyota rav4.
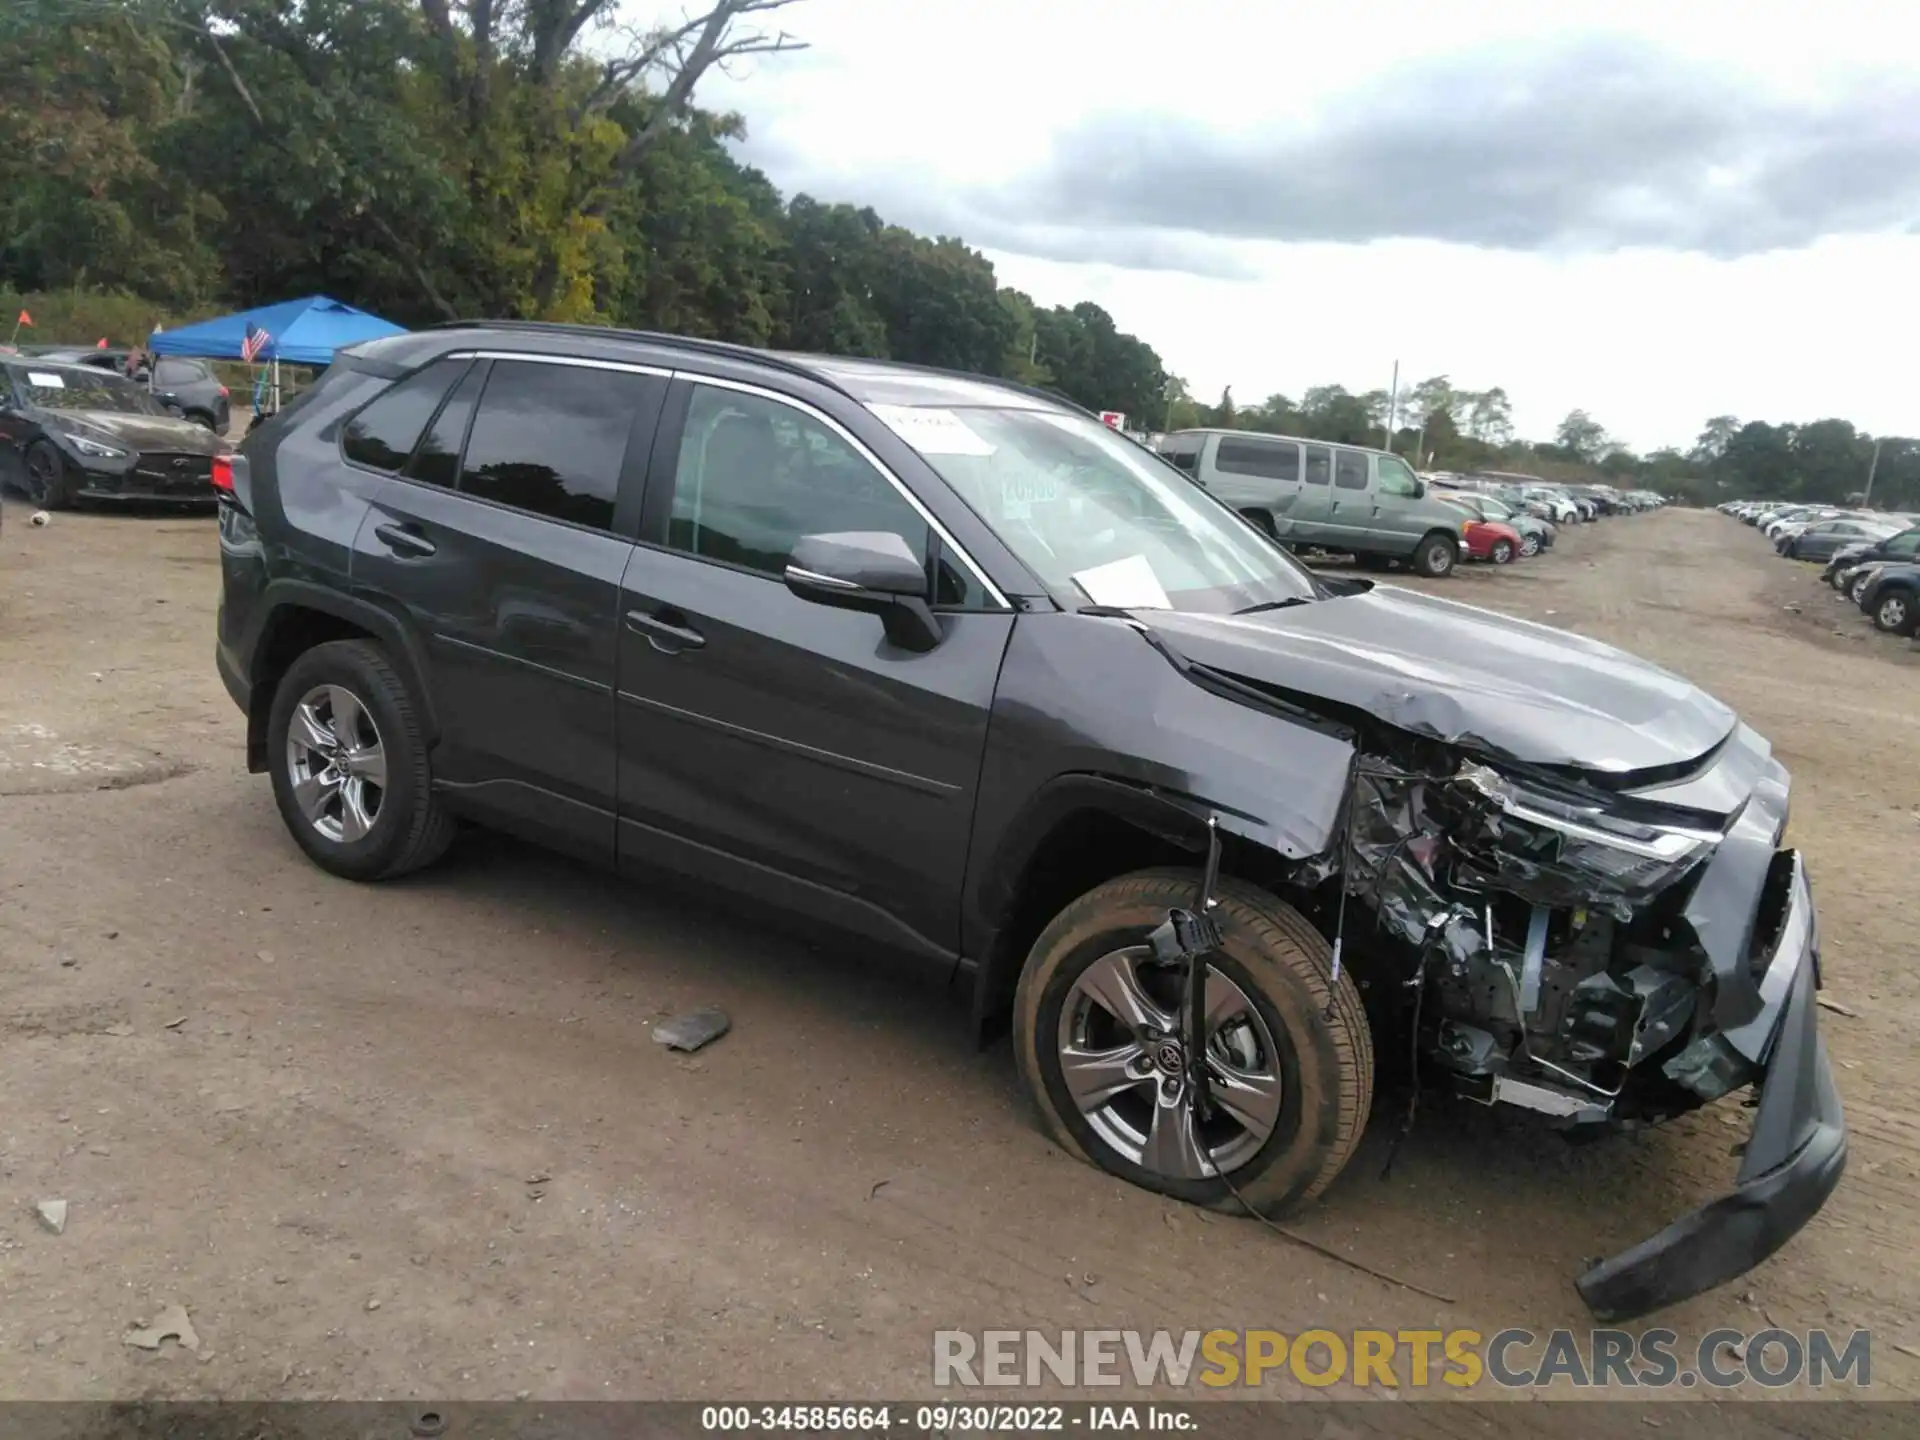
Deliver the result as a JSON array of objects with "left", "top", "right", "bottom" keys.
[{"left": 214, "top": 322, "right": 1844, "bottom": 1321}]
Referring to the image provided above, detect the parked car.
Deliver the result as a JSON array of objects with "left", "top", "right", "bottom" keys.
[
  {"left": 1436, "top": 490, "right": 1553, "bottom": 557},
  {"left": 1860, "top": 564, "right": 1920, "bottom": 635},
  {"left": 1156, "top": 429, "right": 1473, "bottom": 577},
  {"left": 1823, "top": 526, "right": 1920, "bottom": 590},
  {"left": 212, "top": 321, "right": 1843, "bottom": 1323},
  {"left": 1779, "top": 517, "right": 1903, "bottom": 562},
  {"left": 0, "top": 358, "right": 231, "bottom": 508},
  {"left": 24, "top": 347, "right": 232, "bottom": 433}
]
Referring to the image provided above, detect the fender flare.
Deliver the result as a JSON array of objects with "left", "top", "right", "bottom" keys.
[
  {"left": 963, "top": 773, "right": 1220, "bottom": 1036},
  {"left": 240, "top": 580, "right": 440, "bottom": 766}
]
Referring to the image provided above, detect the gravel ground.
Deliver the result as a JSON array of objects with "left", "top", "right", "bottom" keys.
[{"left": 0, "top": 498, "right": 1915, "bottom": 1408}]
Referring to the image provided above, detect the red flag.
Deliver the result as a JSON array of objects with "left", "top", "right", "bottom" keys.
[
  {"left": 96, "top": 337, "right": 108, "bottom": 349},
  {"left": 16, "top": 310, "right": 31, "bottom": 327}
]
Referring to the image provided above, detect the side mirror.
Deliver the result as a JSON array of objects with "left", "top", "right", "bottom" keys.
[
  {"left": 785, "top": 531, "right": 941, "bottom": 652},
  {"left": 1412, "top": 479, "right": 1427, "bottom": 498}
]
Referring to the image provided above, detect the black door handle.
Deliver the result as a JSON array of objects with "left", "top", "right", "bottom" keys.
[
  {"left": 625, "top": 608, "right": 706, "bottom": 654},
  {"left": 374, "top": 522, "right": 436, "bottom": 558}
]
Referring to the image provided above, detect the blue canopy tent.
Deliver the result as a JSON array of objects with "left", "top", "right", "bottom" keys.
[{"left": 146, "top": 295, "right": 405, "bottom": 366}]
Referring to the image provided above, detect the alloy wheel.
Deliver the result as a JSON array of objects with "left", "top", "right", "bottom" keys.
[
  {"left": 1879, "top": 595, "right": 1910, "bottom": 633},
  {"left": 25, "top": 448, "right": 57, "bottom": 505},
  {"left": 1055, "top": 946, "right": 1283, "bottom": 1179},
  {"left": 285, "top": 684, "right": 388, "bottom": 843}
]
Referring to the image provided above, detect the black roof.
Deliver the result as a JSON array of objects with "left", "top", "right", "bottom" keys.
[{"left": 417, "top": 320, "right": 1074, "bottom": 415}]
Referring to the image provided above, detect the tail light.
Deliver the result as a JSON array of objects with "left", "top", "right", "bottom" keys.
[{"left": 211, "top": 455, "right": 236, "bottom": 494}]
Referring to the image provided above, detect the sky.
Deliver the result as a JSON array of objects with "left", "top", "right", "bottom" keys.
[{"left": 678, "top": 0, "right": 1920, "bottom": 452}]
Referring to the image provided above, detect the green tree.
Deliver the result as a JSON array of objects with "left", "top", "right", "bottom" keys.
[{"left": 1554, "top": 408, "right": 1612, "bottom": 462}]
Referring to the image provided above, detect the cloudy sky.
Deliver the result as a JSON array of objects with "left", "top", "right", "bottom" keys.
[{"left": 685, "top": 0, "right": 1920, "bottom": 451}]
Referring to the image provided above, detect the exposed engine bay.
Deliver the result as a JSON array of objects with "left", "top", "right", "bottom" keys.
[{"left": 1323, "top": 741, "right": 1788, "bottom": 1128}]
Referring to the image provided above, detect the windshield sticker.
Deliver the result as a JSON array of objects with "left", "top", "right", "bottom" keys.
[
  {"left": 1072, "top": 554, "right": 1172, "bottom": 610},
  {"left": 1000, "top": 468, "right": 1059, "bottom": 521},
  {"left": 26, "top": 371, "right": 65, "bottom": 388},
  {"left": 867, "top": 404, "right": 996, "bottom": 457}
]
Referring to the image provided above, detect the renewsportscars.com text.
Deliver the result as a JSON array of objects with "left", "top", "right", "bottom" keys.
[{"left": 932, "top": 1328, "right": 1872, "bottom": 1390}]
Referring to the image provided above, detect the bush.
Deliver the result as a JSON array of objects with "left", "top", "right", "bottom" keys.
[{"left": 0, "top": 288, "right": 223, "bottom": 349}]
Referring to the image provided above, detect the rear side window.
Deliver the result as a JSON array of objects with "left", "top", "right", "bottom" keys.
[
  {"left": 342, "top": 358, "right": 468, "bottom": 473},
  {"left": 1334, "top": 451, "right": 1368, "bottom": 490},
  {"left": 1302, "top": 445, "right": 1331, "bottom": 486},
  {"left": 458, "top": 360, "right": 643, "bottom": 530},
  {"left": 153, "top": 359, "right": 204, "bottom": 386},
  {"left": 1158, "top": 436, "right": 1200, "bottom": 473},
  {"left": 407, "top": 361, "right": 483, "bottom": 490},
  {"left": 1215, "top": 437, "right": 1300, "bottom": 482}
]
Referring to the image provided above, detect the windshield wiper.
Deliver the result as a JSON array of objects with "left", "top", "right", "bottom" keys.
[{"left": 1233, "top": 596, "right": 1315, "bottom": 615}]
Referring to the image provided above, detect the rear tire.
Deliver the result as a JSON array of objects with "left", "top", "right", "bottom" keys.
[
  {"left": 1413, "top": 532, "right": 1458, "bottom": 578},
  {"left": 1490, "top": 538, "right": 1515, "bottom": 565},
  {"left": 266, "top": 639, "right": 456, "bottom": 881},
  {"left": 1874, "top": 591, "right": 1915, "bottom": 635},
  {"left": 1014, "top": 869, "right": 1372, "bottom": 1216},
  {"left": 1520, "top": 534, "right": 1540, "bottom": 558}
]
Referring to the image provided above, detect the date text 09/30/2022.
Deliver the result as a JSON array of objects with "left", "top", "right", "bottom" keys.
[{"left": 700, "top": 1405, "right": 1194, "bottom": 1432}]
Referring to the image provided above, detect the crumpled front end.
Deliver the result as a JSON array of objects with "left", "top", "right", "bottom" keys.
[{"left": 1325, "top": 726, "right": 1846, "bottom": 1320}]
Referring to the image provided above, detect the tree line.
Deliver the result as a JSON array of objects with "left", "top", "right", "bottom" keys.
[{"left": 4, "top": 1, "right": 1911, "bottom": 510}]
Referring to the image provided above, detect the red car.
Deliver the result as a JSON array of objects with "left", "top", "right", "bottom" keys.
[{"left": 1441, "top": 503, "right": 1523, "bottom": 564}]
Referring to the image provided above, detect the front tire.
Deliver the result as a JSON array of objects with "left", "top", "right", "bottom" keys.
[
  {"left": 1874, "top": 591, "right": 1914, "bottom": 635},
  {"left": 1014, "top": 870, "right": 1372, "bottom": 1216},
  {"left": 23, "top": 441, "right": 79, "bottom": 510},
  {"left": 1412, "top": 532, "right": 1458, "bottom": 578},
  {"left": 266, "top": 639, "right": 455, "bottom": 880}
]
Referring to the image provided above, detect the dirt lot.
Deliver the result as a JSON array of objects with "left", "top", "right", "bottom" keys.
[{"left": 1, "top": 500, "right": 1916, "bottom": 1407}]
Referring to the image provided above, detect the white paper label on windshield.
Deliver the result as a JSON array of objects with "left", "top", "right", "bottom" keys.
[
  {"left": 867, "top": 404, "right": 996, "bottom": 457},
  {"left": 1073, "top": 554, "right": 1172, "bottom": 610},
  {"left": 26, "top": 371, "right": 64, "bottom": 388}
]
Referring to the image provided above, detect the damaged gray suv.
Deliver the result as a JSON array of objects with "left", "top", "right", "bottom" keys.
[{"left": 213, "top": 322, "right": 1844, "bottom": 1322}]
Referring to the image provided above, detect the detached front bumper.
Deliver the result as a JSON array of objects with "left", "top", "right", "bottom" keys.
[{"left": 1576, "top": 857, "right": 1846, "bottom": 1322}]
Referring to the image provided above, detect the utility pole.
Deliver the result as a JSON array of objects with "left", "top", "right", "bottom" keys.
[
  {"left": 1863, "top": 436, "right": 1884, "bottom": 508},
  {"left": 1383, "top": 360, "right": 1399, "bottom": 451}
]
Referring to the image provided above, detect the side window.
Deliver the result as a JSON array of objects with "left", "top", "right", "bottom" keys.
[
  {"left": 342, "top": 358, "right": 468, "bottom": 474},
  {"left": 1214, "top": 437, "right": 1300, "bottom": 482},
  {"left": 1302, "top": 445, "right": 1331, "bottom": 486},
  {"left": 458, "top": 360, "right": 643, "bottom": 530},
  {"left": 665, "top": 384, "right": 933, "bottom": 585},
  {"left": 154, "top": 359, "right": 201, "bottom": 386},
  {"left": 1159, "top": 436, "right": 1200, "bottom": 473},
  {"left": 1888, "top": 531, "right": 1920, "bottom": 556},
  {"left": 1334, "top": 450, "right": 1368, "bottom": 490},
  {"left": 406, "top": 360, "right": 482, "bottom": 489},
  {"left": 1376, "top": 454, "right": 1420, "bottom": 497}
]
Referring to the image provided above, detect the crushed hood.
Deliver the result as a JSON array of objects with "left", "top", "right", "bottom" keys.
[
  {"left": 49, "top": 408, "right": 227, "bottom": 454},
  {"left": 1134, "top": 585, "right": 1736, "bottom": 775}
]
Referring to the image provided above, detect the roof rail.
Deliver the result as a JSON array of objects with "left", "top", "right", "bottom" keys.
[{"left": 433, "top": 319, "right": 854, "bottom": 399}]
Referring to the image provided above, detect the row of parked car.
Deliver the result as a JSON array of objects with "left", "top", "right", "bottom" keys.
[
  {"left": 1721, "top": 498, "right": 1920, "bottom": 635},
  {"left": 1149, "top": 428, "right": 1662, "bottom": 578}
]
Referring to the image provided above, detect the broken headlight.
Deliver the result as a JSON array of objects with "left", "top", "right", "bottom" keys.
[{"left": 1450, "top": 763, "right": 1719, "bottom": 915}]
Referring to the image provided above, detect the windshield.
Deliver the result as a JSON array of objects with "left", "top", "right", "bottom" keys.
[
  {"left": 8, "top": 366, "right": 166, "bottom": 416},
  {"left": 875, "top": 405, "right": 1321, "bottom": 613},
  {"left": 1478, "top": 498, "right": 1514, "bottom": 521}
]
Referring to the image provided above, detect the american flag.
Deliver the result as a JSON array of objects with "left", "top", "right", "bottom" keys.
[{"left": 241, "top": 321, "right": 272, "bottom": 363}]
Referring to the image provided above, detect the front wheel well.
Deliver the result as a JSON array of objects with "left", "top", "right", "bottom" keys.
[{"left": 973, "top": 809, "right": 1298, "bottom": 1043}]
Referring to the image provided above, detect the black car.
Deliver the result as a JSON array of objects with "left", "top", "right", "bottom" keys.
[
  {"left": 1777, "top": 517, "right": 1901, "bottom": 563},
  {"left": 1823, "top": 525, "right": 1920, "bottom": 588},
  {"left": 213, "top": 321, "right": 1844, "bottom": 1323},
  {"left": 0, "top": 359, "right": 231, "bottom": 508},
  {"left": 24, "top": 347, "right": 232, "bottom": 433}
]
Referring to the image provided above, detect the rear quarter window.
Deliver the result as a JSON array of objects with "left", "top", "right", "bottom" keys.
[
  {"left": 340, "top": 358, "right": 470, "bottom": 473},
  {"left": 1215, "top": 437, "right": 1301, "bottom": 482}
]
